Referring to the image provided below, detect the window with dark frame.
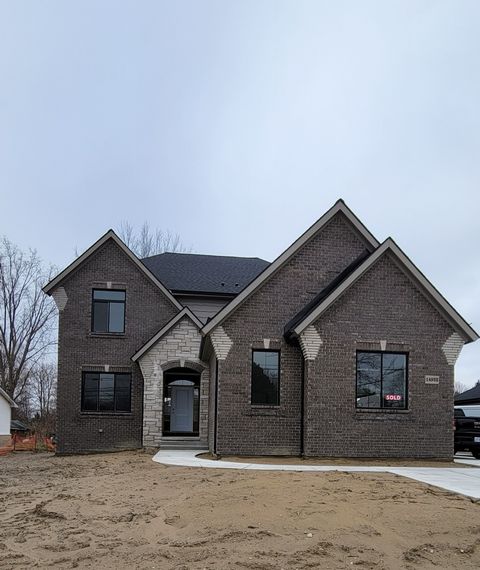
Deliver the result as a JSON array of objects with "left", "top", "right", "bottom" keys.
[
  {"left": 82, "top": 372, "right": 131, "bottom": 412},
  {"left": 356, "top": 351, "right": 407, "bottom": 410},
  {"left": 92, "top": 289, "right": 126, "bottom": 333},
  {"left": 251, "top": 350, "right": 280, "bottom": 405}
]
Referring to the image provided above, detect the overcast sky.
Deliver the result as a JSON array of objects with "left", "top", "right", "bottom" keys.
[{"left": 1, "top": 1, "right": 479, "bottom": 386}]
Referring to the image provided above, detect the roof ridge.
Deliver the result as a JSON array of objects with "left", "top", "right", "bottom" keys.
[
  {"left": 202, "top": 199, "right": 380, "bottom": 335},
  {"left": 43, "top": 230, "right": 183, "bottom": 310},
  {"left": 288, "top": 238, "right": 479, "bottom": 343},
  {"left": 142, "top": 252, "right": 269, "bottom": 262}
]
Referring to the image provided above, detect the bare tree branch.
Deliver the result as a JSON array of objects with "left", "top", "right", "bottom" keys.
[
  {"left": 117, "top": 221, "right": 191, "bottom": 257},
  {"left": 0, "top": 237, "right": 56, "bottom": 400},
  {"left": 29, "top": 361, "right": 56, "bottom": 417}
]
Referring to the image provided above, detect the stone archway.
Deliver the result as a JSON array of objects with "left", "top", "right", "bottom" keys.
[{"left": 137, "top": 315, "right": 210, "bottom": 448}]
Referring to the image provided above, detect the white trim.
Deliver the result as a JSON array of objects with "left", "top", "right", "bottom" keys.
[
  {"left": 0, "top": 387, "right": 17, "bottom": 408},
  {"left": 42, "top": 230, "right": 182, "bottom": 311},
  {"left": 131, "top": 307, "right": 203, "bottom": 362},
  {"left": 202, "top": 200, "right": 379, "bottom": 335},
  {"left": 292, "top": 238, "right": 479, "bottom": 343}
]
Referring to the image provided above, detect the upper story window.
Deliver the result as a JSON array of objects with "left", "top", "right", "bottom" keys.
[
  {"left": 251, "top": 350, "right": 280, "bottom": 405},
  {"left": 92, "top": 289, "right": 126, "bottom": 333},
  {"left": 356, "top": 351, "right": 408, "bottom": 410},
  {"left": 82, "top": 372, "right": 132, "bottom": 413}
]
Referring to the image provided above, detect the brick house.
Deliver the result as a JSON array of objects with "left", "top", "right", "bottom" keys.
[{"left": 43, "top": 200, "right": 478, "bottom": 458}]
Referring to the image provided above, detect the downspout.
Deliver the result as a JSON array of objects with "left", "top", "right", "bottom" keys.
[
  {"left": 213, "top": 358, "right": 219, "bottom": 455},
  {"left": 140, "top": 362, "right": 145, "bottom": 450},
  {"left": 300, "top": 356, "right": 305, "bottom": 457}
]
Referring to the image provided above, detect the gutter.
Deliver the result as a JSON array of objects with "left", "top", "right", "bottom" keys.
[{"left": 173, "top": 290, "right": 237, "bottom": 299}]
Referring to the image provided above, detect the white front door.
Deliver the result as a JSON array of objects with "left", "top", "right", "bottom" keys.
[{"left": 170, "top": 386, "right": 194, "bottom": 432}]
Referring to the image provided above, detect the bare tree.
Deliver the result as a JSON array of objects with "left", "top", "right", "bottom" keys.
[
  {"left": 118, "top": 221, "right": 190, "bottom": 258},
  {"left": 29, "top": 361, "right": 56, "bottom": 418},
  {"left": 454, "top": 380, "right": 468, "bottom": 396},
  {"left": 0, "top": 237, "right": 56, "bottom": 400},
  {"left": 28, "top": 361, "right": 56, "bottom": 435},
  {"left": 13, "top": 389, "right": 34, "bottom": 425}
]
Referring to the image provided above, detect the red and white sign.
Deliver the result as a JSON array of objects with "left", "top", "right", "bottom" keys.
[{"left": 385, "top": 394, "right": 402, "bottom": 401}]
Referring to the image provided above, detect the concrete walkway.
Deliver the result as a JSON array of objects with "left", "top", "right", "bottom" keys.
[{"left": 152, "top": 450, "right": 480, "bottom": 499}]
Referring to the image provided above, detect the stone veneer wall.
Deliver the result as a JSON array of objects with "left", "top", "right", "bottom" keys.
[{"left": 138, "top": 317, "right": 209, "bottom": 448}]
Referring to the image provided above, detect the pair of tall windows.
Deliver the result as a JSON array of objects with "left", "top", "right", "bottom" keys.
[
  {"left": 249, "top": 350, "right": 408, "bottom": 410},
  {"left": 84, "top": 290, "right": 129, "bottom": 413}
]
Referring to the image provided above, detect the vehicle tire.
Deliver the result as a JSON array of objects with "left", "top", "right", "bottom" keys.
[{"left": 472, "top": 449, "right": 480, "bottom": 460}]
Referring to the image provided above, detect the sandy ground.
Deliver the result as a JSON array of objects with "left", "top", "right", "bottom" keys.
[{"left": 1, "top": 452, "right": 480, "bottom": 570}]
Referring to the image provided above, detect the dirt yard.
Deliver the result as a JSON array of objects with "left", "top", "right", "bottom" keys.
[{"left": 1, "top": 452, "right": 480, "bottom": 570}]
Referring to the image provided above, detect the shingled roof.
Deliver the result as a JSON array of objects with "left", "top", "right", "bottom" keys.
[
  {"left": 284, "top": 249, "right": 371, "bottom": 339},
  {"left": 455, "top": 383, "right": 480, "bottom": 404},
  {"left": 141, "top": 252, "right": 270, "bottom": 295}
]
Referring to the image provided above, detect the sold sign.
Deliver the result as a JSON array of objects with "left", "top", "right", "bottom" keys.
[{"left": 385, "top": 394, "right": 402, "bottom": 401}]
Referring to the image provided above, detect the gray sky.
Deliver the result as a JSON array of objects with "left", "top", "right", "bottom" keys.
[{"left": 1, "top": 1, "right": 479, "bottom": 386}]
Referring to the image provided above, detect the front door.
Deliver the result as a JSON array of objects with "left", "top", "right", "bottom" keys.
[{"left": 170, "top": 385, "right": 194, "bottom": 432}]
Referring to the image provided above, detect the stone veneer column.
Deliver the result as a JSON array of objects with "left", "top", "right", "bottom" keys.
[{"left": 138, "top": 316, "right": 208, "bottom": 448}]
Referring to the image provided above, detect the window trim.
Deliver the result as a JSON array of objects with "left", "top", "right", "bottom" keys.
[
  {"left": 355, "top": 350, "right": 409, "bottom": 411},
  {"left": 81, "top": 371, "right": 132, "bottom": 414},
  {"left": 91, "top": 288, "right": 126, "bottom": 334},
  {"left": 251, "top": 349, "right": 281, "bottom": 407}
]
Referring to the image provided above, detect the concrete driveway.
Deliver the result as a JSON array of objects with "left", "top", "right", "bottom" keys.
[{"left": 153, "top": 450, "right": 480, "bottom": 499}]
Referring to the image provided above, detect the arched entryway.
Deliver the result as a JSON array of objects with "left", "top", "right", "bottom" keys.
[{"left": 162, "top": 367, "right": 200, "bottom": 436}]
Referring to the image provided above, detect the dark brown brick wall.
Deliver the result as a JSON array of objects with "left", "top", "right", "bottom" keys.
[
  {"left": 216, "top": 213, "right": 371, "bottom": 455},
  {"left": 56, "top": 239, "right": 178, "bottom": 454},
  {"left": 304, "top": 253, "right": 458, "bottom": 459},
  {"left": 54, "top": 212, "right": 462, "bottom": 459}
]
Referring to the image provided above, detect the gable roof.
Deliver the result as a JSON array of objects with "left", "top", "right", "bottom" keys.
[
  {"left": 284, "top": 249, "right": 371, "bottom": 339},
  {"left": 455, "top": 383, "right": 480, "bottom": 404},
  {"left": 202, "top": 199, "right": 380, "bottom": 335},
  {"left": 131, "top": 307, "right": 203, "bottom": 362},
  {"left": 11, "top": 419, "right": 28, "bottom": 431},
  {"left": 288, "top": 238, "right": 479, "bottom": 343},
  {"left": 142, "top": 252, "right": 270, "bottom": 295},
  {"left": 0, "top": 387, "right": 17, "bottom": 408},
  {"left": 42, "top": 230, "right": 183, "bottom": 310}
]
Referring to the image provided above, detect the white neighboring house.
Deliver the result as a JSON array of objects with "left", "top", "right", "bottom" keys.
[{"left": 0, "top": 387, "right": 17, "bottom": 447}]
